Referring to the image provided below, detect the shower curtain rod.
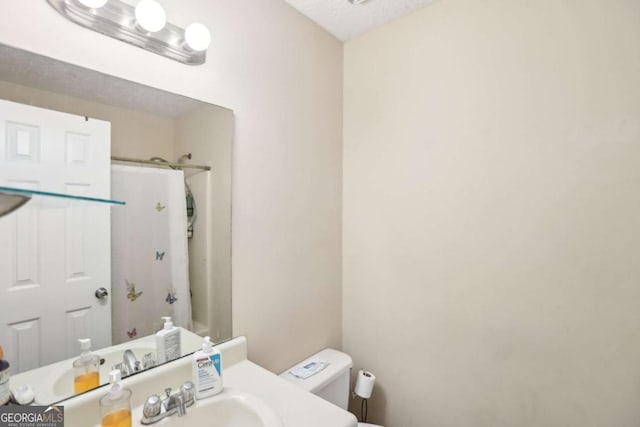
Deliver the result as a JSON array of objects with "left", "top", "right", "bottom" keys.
[{"left": 111, "top": 155, "right": 211, "bottom": 171}]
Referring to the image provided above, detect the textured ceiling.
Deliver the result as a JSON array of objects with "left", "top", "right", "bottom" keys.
[
  {"left": 284, "top": 0, "right": 434, "bottom": 41},
  {"left": 0, "top": 44, "right": 201, "bottom": 118}
]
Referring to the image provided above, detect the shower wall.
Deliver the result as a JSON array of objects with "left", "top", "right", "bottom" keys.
[{"left": 175, "top": 105, "right": 233, "bottom": 342}]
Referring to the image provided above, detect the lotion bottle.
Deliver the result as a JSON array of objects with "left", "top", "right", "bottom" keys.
[
  {"left": 99, "top": 370, "right": 132, "bottom": 427},
  {"left": 156, "top": 316, "right": 181, "bottom": 364},
  {"left": 0, "top": 345, "right": 9, "bottom": 405},
  {"left": 73, "top": 338, "right": 100, "bottom": 394},
  {"left": 192, "top": 336, "right": 222, "bottom": 399}
]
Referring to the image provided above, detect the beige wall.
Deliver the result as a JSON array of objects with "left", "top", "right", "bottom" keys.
[
  {"left": 344, "top": 0, "right": 640, "bottom": 426},
  {"left": 175, "top": 105, "right": 234, "bottom": 342},
  {"left": 0, "top": 0, "right": 343, "bottom": 373},
  {"left": 0, "top": 80, "right": 175, "bottom": 160}
]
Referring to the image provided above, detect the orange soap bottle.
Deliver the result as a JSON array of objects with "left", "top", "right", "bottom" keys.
[
  {"left": 73, "top": 338, "right": 100, "bottom": 394},
  {"left": 99, "top": 370, "right": 132, "bottom": 427}
]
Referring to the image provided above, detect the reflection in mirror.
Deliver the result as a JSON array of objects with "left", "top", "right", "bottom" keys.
[{"left": 0, "top": 44, "right": 233, "bottom": 405}]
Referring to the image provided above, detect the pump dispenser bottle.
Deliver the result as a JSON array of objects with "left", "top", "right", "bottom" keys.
[
  {"left": 99, "top": 370, "right": 132, "bottom": 427},
  {"left": 73, "top": 338, "right": 100, "bottom": 394},
  {"left": 192, "top": 336, "right": 222, "bottom": 399},
  {"left": 156, "top": 316, "right": 181, "bottom": 363}
]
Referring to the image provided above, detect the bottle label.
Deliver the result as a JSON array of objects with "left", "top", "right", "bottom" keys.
[
  {"left": 158, "top": 330, "right": 182, "bottom": 363},
  {"left": 165, "top": 332, "right": 181, "bottom": 362},
  {"left": 195, "top": 353, "right": 221, "bottom": 394}
]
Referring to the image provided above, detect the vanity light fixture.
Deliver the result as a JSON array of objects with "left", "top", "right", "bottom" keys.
[
  {"left": 47, "top": 0, "right": 211, "bottom": 65},
  {"left": 134, "top": 0, "right": 167, "bottom": 33},
  {"left": 185, "top": 23, "right": 212, "bottom": 52},
  {"left": 77, "top": 0, "right": 108, "bottom": 8}
]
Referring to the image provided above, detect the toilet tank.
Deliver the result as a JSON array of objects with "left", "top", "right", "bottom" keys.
[{"left": 280, "top": 348, "right": 353, "bottom": 410}]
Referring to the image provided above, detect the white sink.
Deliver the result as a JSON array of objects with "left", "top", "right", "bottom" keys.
[{"left": 143, "top": 388, "right": 283, "bottom": 427}]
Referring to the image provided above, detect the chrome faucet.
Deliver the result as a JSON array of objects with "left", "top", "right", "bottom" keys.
[
  {"left": 122, "top": 349, "right": 140, "bottom": 376},
  {"left": 113, "top": 351, "right": 155, "bottom": 378},
  {"left": 141, "top": 381, "right": 195, "bottom": 424},
  {"left": 167, "top": 392, "right": 186, "bottom": 417}
]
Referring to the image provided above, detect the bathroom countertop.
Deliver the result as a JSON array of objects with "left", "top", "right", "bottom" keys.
[
  {"left": 11, "top": 327, "right": 203, "bottom": 405},
  {"left": 61, "top": 336, "right": 357, "bottom": 427}
]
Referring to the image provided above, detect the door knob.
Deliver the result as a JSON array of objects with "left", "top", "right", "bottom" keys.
[{"left": 95, "top": 287, "right": 109, "bottom": 300}]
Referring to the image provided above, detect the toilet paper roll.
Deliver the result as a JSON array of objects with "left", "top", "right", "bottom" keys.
[{"left": 354, "top": 369, "right": 375, "bottom": 399}]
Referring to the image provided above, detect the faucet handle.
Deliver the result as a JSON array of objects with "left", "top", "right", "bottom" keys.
[
  {"left": 142, "top": 394, "right": 161, "bottom": 418},
  {"left": 143, "top": 353, "right": 156, "bottom": 369},
  {"left": 113, "top": 362, "right": 129, "bottom": 377},
  {"left": 180, "top": 381, "right": 195, "bottom": 403}
]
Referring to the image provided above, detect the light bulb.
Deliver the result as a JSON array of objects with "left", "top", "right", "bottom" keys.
[
  {"left": 77, "top": 0, "right": 108, "bottom": 8},
  {"left": 135, "top": 0, "right": 167, "bottom": 33},
  {"left": 185, "top": 23, "right": 211, "bottom": 52}
]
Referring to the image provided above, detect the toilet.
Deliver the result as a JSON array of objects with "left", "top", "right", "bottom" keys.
[{"left": 280, "top": 349, "right": 383, "bottom": 427}]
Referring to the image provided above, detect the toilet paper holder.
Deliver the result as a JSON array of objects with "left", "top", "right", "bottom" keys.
[
  {"left": 352, "top": 368, "right": 376, "bottom": 423},
  {"left": 353, "top": 369, "right": 376, "bottom": 399}
]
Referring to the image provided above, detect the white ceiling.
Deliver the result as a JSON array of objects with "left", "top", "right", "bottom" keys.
[{"left": 284, "top": 0, "right": 435, "bottom": 41}]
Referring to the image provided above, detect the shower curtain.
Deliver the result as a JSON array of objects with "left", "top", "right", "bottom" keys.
[{"left": 111, "top": 165, "right": 192, "bottom": 345}]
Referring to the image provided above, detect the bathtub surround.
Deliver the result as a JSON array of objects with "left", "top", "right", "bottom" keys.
[{"left": 343, "top": 0, "right": 640, "bottom": 425}]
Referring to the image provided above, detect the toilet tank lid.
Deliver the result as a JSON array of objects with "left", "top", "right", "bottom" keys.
[{"left": 279, "top": 348, "right": 353, "bottom": 393}]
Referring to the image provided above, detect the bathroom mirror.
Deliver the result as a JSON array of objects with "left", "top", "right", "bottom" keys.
[{"left": 0, "top": 44, "right": 233, "bottom": 404}]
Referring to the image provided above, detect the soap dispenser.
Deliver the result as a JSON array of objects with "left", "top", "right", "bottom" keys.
[
  {"left": 156, "top": 316, "right": 181, "bottom": 363},
  {"left": 73, "top": 338, "right": 100, "bottom": 394},
  {"left": 192, "top": 336, "right": 222, "bottom": 399},
  {"left": 99, "top": 370, "right": 132, "bottom": 427}
]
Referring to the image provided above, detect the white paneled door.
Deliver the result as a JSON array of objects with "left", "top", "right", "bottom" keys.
[{"left": 0, "top": 100, "right": 112, "bottom": 373}]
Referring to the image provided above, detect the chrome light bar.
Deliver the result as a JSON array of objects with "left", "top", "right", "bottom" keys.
[{"left": 47, "top": 0, "right": 207, "bottom": 65}]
